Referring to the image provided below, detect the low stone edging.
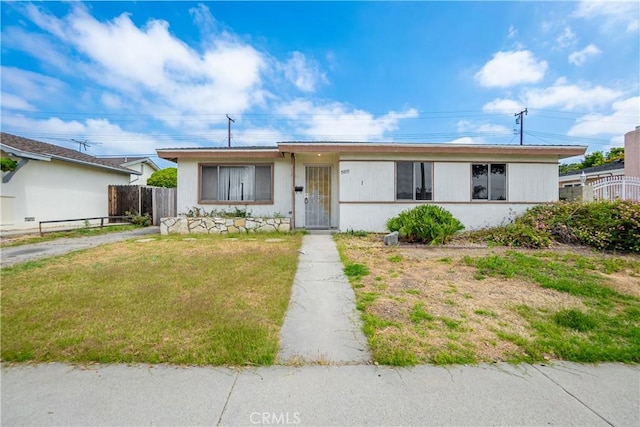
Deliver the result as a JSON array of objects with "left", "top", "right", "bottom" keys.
[{"left": 160, "top": 216, "right": 291, "bottom": 235}]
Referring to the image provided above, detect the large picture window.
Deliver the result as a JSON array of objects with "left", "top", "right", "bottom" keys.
[
  {"left": 200, "top": 164, "right": 272, "bottom": 203},
  {"left": 472, "top": 163, "right": 506, "bottom": 201},
  {"left": 396, "top": 162, "right": 433, "bottom": 200}
]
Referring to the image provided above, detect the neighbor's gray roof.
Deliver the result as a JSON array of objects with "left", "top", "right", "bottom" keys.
[
  {"left": 97, "top": 156, "right": 160, "bottom": 171},
  {"left": 0, "top": 133, "right": 139, "bottom": 175},
  {"left": 559, "top": 160, "right": 625, "bottom": 177}
]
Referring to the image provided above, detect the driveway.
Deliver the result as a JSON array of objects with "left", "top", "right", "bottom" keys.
[{"left": 0, "top": 227, "right": 160, "bottom": 267}]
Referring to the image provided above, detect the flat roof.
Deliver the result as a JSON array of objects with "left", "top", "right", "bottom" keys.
[{"left": 157, "top": 142, "right": 587, "bottom": 161}]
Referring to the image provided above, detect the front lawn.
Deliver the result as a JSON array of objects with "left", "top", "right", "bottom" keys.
[
  {"left": 1, "top": 233, "right": 302, "bottom": 365},
  {"left": 336, "top": 234, "right": 640, "bottom": 365}
]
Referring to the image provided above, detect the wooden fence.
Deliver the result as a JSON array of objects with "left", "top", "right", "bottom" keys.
[{"left": 108, "top": 185, "right": 176, "bottom": 226}]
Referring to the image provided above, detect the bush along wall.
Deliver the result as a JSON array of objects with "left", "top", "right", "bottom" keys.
[
  {"left": 479, "top": 200, "right": 640, "bottom": 252},
  {"left": 386, "top": 205, "right": 464, "bottom": 245}
]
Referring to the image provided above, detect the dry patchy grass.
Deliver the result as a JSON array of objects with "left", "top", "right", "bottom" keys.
[
  {"left": 337, "top": 234, "right": 640, "bottom": 365},
  {"left": 1, "top": 233, "right": 302, "bottom": 365}
]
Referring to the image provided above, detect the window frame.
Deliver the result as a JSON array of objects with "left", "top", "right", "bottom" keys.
[
  {"left": 471, "top": 163, "right": 508, "bottom": 201},
  {"left": 395, "top": 161, "right": 434, "bottom": 201},
  {"left": 198, "top": 162, "right": 274, "bottom": 205}
]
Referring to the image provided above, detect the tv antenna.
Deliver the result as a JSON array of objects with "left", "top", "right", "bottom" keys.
[{"left": 71, "top": 139, "right": 102, "bottom": 152}]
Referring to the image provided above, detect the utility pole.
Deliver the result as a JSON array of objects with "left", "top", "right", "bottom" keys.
[
  {"left": 226, "top": 114, "right": 235, "bottom": 147},
  {"left": 514, "top": 108, "right": 528, "bottom": 145}
]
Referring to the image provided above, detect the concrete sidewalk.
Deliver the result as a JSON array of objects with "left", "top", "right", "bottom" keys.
[
  {"left": 2, "top": 362, "right": 638, "bottom": 426},
  {"left": 0, "top": 227, "right": 160, "bottom": 267},
  {"left": 278, "top": 234, "right": 370, "bottom": 364}
]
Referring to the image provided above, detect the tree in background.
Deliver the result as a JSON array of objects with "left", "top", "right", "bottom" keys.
[
  {"left": 559, "top": 148, "right": 624, "bottom": 174},
  {"left": 147, "top": 167, "right": 177, "bottom": 188},
  {"left": 1, "top": 157, "right": 18, "bottom": 172}
]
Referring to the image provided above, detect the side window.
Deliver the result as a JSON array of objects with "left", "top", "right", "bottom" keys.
[
  {"left": 472, "top": 163, "right": 506, "bottom": 201},
  {"left": 396, "top": 162, "right": 433, "bottom": 201}
]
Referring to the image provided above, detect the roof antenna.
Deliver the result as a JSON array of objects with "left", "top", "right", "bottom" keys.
[
  {"left": 226, "top": 114, "right": 235, "bottom": 147},
  {"left": 71, "top": 139, "right": 102, "bottom": 152}
]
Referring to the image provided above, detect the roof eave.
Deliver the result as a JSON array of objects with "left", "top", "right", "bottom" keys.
[{"left": 1, "top": 144, "right": 52, "bottom": 161}]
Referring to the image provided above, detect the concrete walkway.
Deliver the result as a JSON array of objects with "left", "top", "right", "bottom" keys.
[
  {"left": 0, "top": 227, "right": 160, "bottom": 267},
  {"left": 278, "top": 234, "right": 370, "bottom": 364}
]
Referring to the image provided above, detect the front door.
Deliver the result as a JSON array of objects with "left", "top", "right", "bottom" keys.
[{"left": 305, "top": 166, "right": 331, "bottom": 228}]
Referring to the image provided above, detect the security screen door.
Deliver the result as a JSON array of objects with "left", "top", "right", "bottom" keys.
[{"left": 305, "top": 166, "right": 331, "bottom": 228}]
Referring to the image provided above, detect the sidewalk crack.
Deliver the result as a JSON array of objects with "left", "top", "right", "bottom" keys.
[
  {"left": 216, "top": 370, "right": 240, "bottom": 426},
  {"left": 532, "top": 365, "right": 614, "bottom": 426}
]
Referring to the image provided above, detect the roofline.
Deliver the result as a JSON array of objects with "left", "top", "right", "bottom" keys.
[
  {"left": 276, "top": 142, "right": 587, "bottom": 158},
  {"left": 157, "top": 147, "right": 282, "bottom": 162},
  {"left": 158, "top": 142, "right": 587, "bottom": 161},
  {"left": 1, "top": 144, "right": 52, "bottom": 161},
  {"left": 1, "top": 143, "right": 138, "bottom": 175}
]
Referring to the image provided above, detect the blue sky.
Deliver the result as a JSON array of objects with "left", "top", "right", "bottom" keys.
[{"left": 1, "top": 1, "right": 638, "bottom": 168}]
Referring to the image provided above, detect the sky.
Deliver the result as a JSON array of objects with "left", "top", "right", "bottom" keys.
[{"left": 1, "top": 0, "right": 639, "bottom": 169}]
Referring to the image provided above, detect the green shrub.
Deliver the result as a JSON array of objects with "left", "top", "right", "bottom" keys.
[
  {"left": 484, "top": 223, "right": 552, "bottom": 249},
  {"left": 386, "top": 205, "right": 464, "bottom": 245},
  {"left": 125, "top": 211, "right": 152, "bottom": 227},
  {"left": 518, "top": 200, "right": 640, "bottom": 252}
]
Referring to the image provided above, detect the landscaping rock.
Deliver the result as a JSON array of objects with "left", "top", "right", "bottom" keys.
[{"left": 384, "top": 231, "right": 399, "bottom": 246}]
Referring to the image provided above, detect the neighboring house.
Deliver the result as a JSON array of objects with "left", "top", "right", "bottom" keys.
[
  {"left": 558, "top": 160, "right": 625, "bottom": 188},
  {"left": 157, "top": 142, "right": 585, "bottom": 231},
  {"left": 97, "top": 156, "right": 161, "bottom": 185},
  {"left": 1, "top": 133, "right": 139, "bottom": 231}
]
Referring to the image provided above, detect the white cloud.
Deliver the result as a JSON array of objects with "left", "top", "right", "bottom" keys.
[
  {"left": 556, "top": 27, "right": 577, "bottom": 48},
  {"left": 568, "top": 44, "right": 601, "bottom": 66},
  {"left": 2, "top": 114, "right": 191, "bottom": 155},
  {"left": 522, "top": 79, "right": 623, "bottom": 110},
  {"left": 507, "top": 25, "right": 518, "bottom": 39},
  {"left": 567, "top": 96, "right": 640, "bottom": 137},
  {"left": 456, "top": 120, "right": 511, "bottom": 135},
  {"left": 276, "top": 99, "right": 418, "bottom": 141},
  {"left": 482, "top": 98, "right": 525, "bottom": 113},
  {"left": 0, "top": 66, "right": 67, "bottom": 104},
  {"left": 0, "top": 93, "right": 37, "bottom": 111},
  {"left": 282, "top": 51, "right": 328, "bottom": 92},
  {"left": 475, "top": 50, "right": 548, "bottom": 88},
  {"left": 20, "top": 4, "right": 267, "bottom": 128},
  {"left": 574, "top": 0, "right": 640, "bottom": 33}
]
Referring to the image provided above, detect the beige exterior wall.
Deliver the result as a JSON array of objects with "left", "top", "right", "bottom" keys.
[
  {"left": 625, "top": 127, "right": 640, "bottom": 178},
  {"left": 0, "top": 158, "right": 130, "bottom": 231}
]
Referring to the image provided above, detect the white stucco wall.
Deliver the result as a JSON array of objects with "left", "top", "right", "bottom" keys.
[
  {"left": 176, "top": 156, "right": 292, "bottom": 218},
  {"left": 339, "top": 203, "right": 538, "bottom": 232},
  {"left": 0, "top": 158, "right": 130, "bottom": 231},
  {"left": 337, "top": 159, "right": 560, "bottom": 232}
]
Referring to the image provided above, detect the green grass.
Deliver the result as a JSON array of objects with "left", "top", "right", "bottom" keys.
[
  {"left": 1, "top": 233, "right": 302, "bottom": 365},
  {"left": 465, "top": 251, "right": 640, "bottom": 363},
  {"left": 0, "top": 224, "right": 140, "bottom": 247}
]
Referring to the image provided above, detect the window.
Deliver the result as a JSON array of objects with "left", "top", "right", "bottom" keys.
[
  {"left": 396, "top": 162, "right": 433, "bottom": 200},
  {"left": 200, "top": 164, "right": 272, "bottom": 203},
  {"left": 472, "top": 163, "right": 506, "bottom": 200}
]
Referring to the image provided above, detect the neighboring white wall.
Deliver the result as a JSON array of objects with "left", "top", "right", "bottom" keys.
[
  {"left": 0, "top": 158, "right": 130, "bottom": 231},
  {"left": 176, "top": 156, "right": 292, "bottom": 218},
  {"left": 339, "top": 203, "right": 537, "bottom": 232}
]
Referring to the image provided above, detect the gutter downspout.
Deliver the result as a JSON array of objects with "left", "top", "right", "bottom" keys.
[{"left": 291, "top": 152, "right": 296, "bottom": 230}]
